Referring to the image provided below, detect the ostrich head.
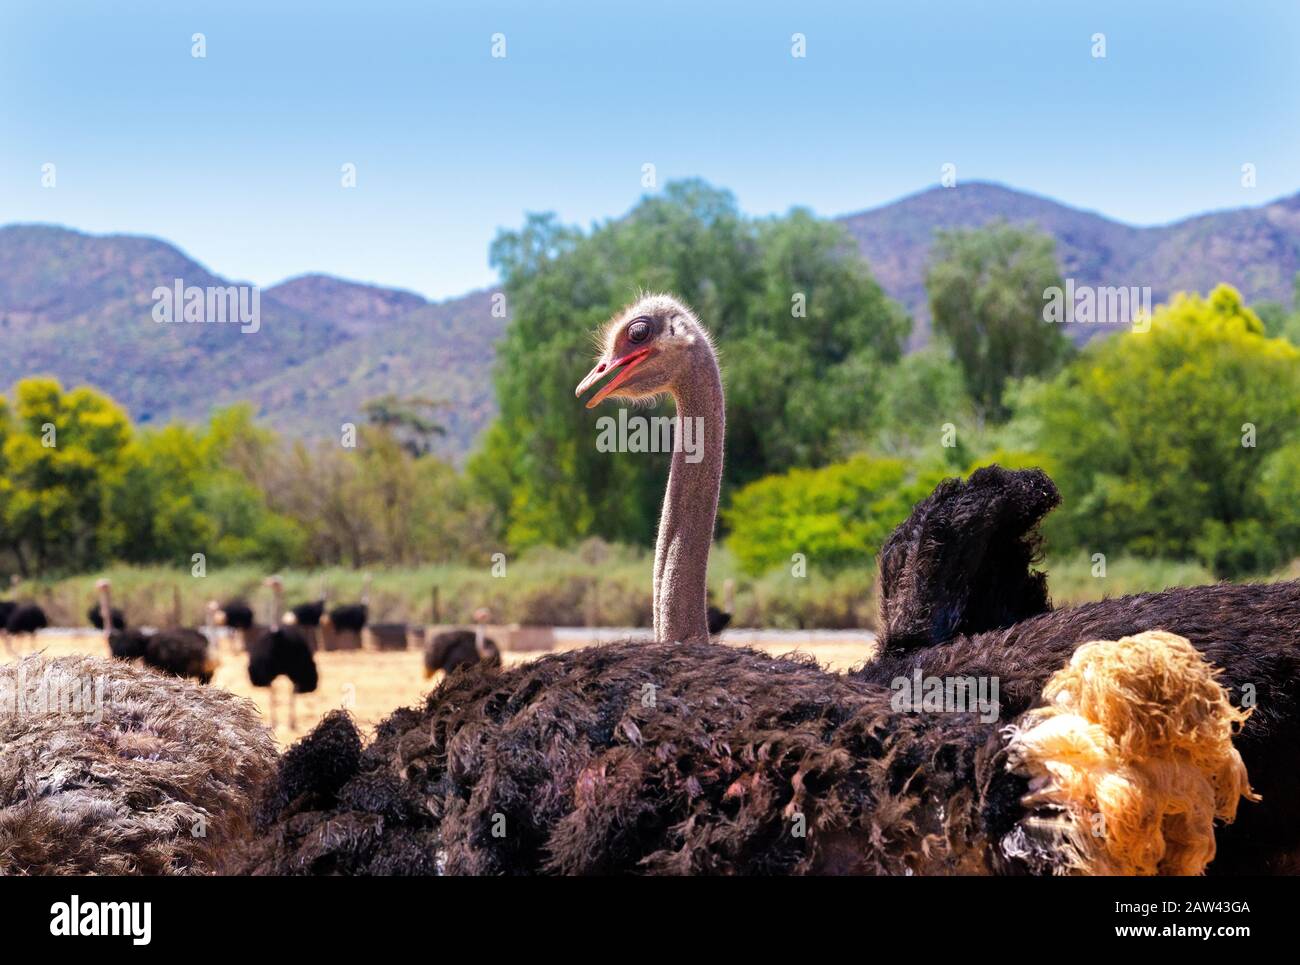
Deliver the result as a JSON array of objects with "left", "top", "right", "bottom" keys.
[
  {"left": 575, "top": 293, "right": 725, "bottom": 645},
  {"left": 575, "top": 294, "right": 716, "bottom": 409}
]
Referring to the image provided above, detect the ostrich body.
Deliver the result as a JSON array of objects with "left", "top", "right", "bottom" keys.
[
  {"left": 5, "top": 603, "right": 48, "bottom": 636},
  {"left": 246, "top": 296, "right": 1257, "bottom": 876},
  {"left": 250, "top": 578, "right": 318, "bottom": 730},
  {"left": 325, "top": 576, "right": 370, "bottom": 635},
  {"left": 706, "top": 605, "right": 731, "bottom": 636},
  {"left": 88, "top": 604, "right": 126, "bottom": 631},
  {"left": 285, "top": 599, "right": 325, "bottom": 628},
  {"left": 97, "top": 581, "right": 217, "bottom": 684},
  {"left": 424, "top": 630, "right": 501, "bottom": 679},
  {"left": 0, "top": 653, "right": 275, "bottom": 874},
  {"left": 214, "top": 599, "right": 255, "bottom": 630},
  {"left": 863, "top": 466, "right": 1300, "bottom": 874}
]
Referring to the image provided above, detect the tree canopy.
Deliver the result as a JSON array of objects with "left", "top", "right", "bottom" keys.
[
  {"left": 926, "top": 221, "right": 1072, "bottom": 419},
  {"left": 1016, "top": 285, "right": 1300, "bottom": 577}
]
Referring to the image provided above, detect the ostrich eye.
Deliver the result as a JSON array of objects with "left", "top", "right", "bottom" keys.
[{"left": 627, "top": 319, "right": 651, "bottom": 343}]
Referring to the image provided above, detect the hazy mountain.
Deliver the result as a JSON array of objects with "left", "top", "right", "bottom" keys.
[
  {"left": 0, "top": 225, "right": 504, "bottom": 461},
  {"left": 839, "top": 181, "right": 1300, "bottom": 347},
  {"left": 243, "top": 285, "right": 504, "bottom": 458},
  {"left": 2, "top": 183, "right": 1297, "bottom": 460}
]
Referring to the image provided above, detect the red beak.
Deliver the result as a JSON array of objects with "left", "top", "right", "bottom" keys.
[{"left": 575, "top": 347, "right": 653, "bottom": 409}]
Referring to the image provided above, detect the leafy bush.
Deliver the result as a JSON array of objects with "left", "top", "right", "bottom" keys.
[
  {"left": 1016, "top": 285, "right": 1300, "bottom": 578},
  {"left": 722, "top": 455, "right": 946, "bottom": 574}
]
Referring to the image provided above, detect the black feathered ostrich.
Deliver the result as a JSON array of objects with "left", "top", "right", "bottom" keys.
[
  {"left": 213, "top": 599, "right": 254, "bottom": 630},
  {"left": 283, "top": 584, "right": 327, "bottom": 629},
  {"left": 323, "top": 574, "right": 370, "bottom": 635},
  {"left": 862, "top": 465, "right": 1300, "bottom": 874},
  {"left": 424, "top": 607, "right": 501, "bottom": 679},
  {"left": 97, "top": 580, "right": 218, "bottom": 684},
  {"left": 249, "top": 577, "right": 319, "bottom": 732},
  {"left": 245, "top": 294, "right": 1260, "bottom": 876},
  {"left": 87, "top": 603, "right": 125, "bottom": 631},
  {"left": 3, "top": 600, "right": 48, "bottom": 654}
]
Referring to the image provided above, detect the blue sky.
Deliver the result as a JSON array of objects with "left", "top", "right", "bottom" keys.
[{"left": 2, "top": 0, "right": 1297, "bottom": 300}]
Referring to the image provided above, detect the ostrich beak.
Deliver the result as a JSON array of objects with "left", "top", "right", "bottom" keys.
[{"left": 576, "top": 347, "right": 653, "bottom": 409}]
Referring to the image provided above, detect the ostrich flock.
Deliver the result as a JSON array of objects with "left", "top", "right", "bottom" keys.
[{"left": 1, "top": 292, "right": 1298, "bottom": 876}]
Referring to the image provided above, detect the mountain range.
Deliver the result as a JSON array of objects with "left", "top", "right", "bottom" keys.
[{"left": 2, "top": 181, "right": 1298, "bottom": 461}]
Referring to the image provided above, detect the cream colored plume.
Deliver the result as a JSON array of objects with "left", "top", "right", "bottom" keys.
[{"left": 1006, "top": 630, "right": 1257, "bottom": 875}]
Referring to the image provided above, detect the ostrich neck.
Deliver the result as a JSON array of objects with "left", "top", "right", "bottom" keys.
[{"left": 654, "top": 348, "right": 724, "bottom": 644}]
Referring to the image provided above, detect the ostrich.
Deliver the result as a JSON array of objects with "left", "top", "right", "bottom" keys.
[
  {"left": 249, "top": 577, "right": 319, "bottom": 731},
  {"left": 706, "top": 605, "right": 731, "bottom": 636},
  {"left": 243, "top": 294, "right": 1259, "bottom": 876},
  {"left": 284, "top": 579, "right": 328, "bottom": 629},
  {"left": 0, "top": 652, "right": 276, "bottom": 874},
  {"left": 424, "top": 608, "right": 501, "bottom": 679},
  {"left": 861, "top": 464, "right": 1300, "bottom": 874},
  {"left": 0, "top": 601, "right": 15, "bottom": 656},
  {"left": 87, "top": 603, "right": 125, "bottom": 631},
  {"left": 213, "top": 598, "right": 255, "bottom": 630},
  {"left": 4, "top": 601, "right": 48, "bottom": 654},
  {"left": 324, "top": 574, "right": 370, "bottom": 634},
  {"left": 282, "top": 588, "right": 327, "bottom": 652},
  {"left": 97, "top": 580, "right": 218, "bottom": 684},
  {"left": 212, "top": 597, "right": 257, "bottom": 653}
]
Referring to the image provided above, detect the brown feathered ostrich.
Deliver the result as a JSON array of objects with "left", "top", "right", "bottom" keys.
[
  {"left": 424, "top": 607, "right": 501, "bottom": 679},
  {"left": 243, "top": 294, "right": 1255, "bottom": 876},
  {"left": 0, "top": 653, "right": 275, "bottom": 873}
]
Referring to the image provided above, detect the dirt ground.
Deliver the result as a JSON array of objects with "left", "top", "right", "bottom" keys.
[{"left": 8, "top": 630, "right": 877, "bottom": 746}]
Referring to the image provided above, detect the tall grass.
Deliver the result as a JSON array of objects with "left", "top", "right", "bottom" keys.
[{"left": 18, "top": 543, "right": 1242, "bottom": 630}]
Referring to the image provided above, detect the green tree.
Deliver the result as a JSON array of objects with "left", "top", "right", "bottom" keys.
[
  {"left": 1018, "top": 285, "right": 1300, "bottom": 577},
  {"left": 0, "top": 379, "right": 132, "bottom": 574},
  {"left": 1253, "top": 271, "right": 1300, "bottom": 344},
  {"left": 363, "top": 394, "right": 447, "bottom": 458},
  {"left": 926, "top": 222, "right": 1071, "bottom": 420}
]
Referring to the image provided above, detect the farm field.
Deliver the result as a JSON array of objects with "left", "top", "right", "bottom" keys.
[{"left": 8, "top": 630, "right": 878, "bottom": 746}]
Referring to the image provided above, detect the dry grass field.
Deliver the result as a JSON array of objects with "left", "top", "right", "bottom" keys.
[{"left": 7, "top": 630, "right": 877, "bottom": 746}]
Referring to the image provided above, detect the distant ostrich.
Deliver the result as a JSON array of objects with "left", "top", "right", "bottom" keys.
[
  {"left": 213, "top": 599, "right": 255, "bottom": 631},
  {"left": 282, "top": 590, "right": 327, "bottom": 652},
  {"left": 862, "top": 464, "right": 1300, "bottom": 874},
  {"left": 97, "top": 580, "right": 217, "bottom": 684},
  {"left": 424, "top": 608, "right": 500, "bottom": 679},
  {"left": 0, "top": 652, "right": 276, "bottom": 874},
  {"left": 706, "top": 605, "right": 731, "bottom": 636},
  {"left": 211, "top": 597, "right": 257, "bottom": 653},
  {"left": 249, "top": 577, "right": 319, "bottom": 731},
  {"left": 283, "top": 585, "right": 327, "bottom": 628},
  {"left": 0, "top": 601, "right": 15, "bottom": 656},
  {"left": 324, "top": 574, "right": 370, "bottom": 634},
  {"left": 4, "top": 601, "right": 48, "bottom": 653},
  {"left": 244, "top": 295, "right": 1258, "bottom": 876},
  {"left": 87, "top": 603, "right": 125, "bottom": 631}
]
